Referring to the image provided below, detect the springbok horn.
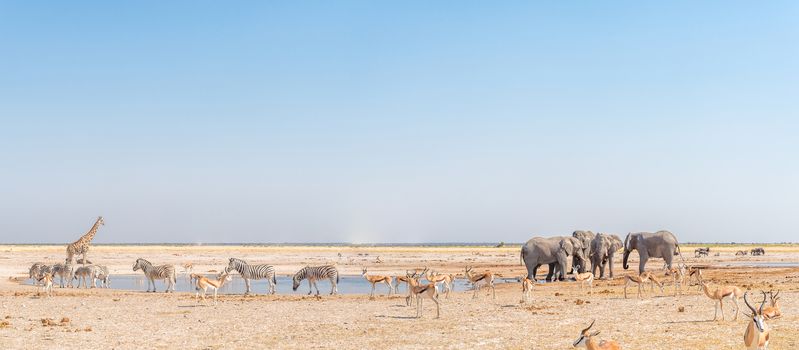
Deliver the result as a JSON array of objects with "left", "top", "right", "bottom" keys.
[
  {"left": 773, "top": 290, "right": 780, "bottom": 299},
  {"left": 744, "top": 292, "right": 757, "bottom": 315},
  {"left": 759, "top": 291, "right": 767, "bottom": 315},
  {"left": 581, "top": 319, "right": 596, "bottom": 334}
]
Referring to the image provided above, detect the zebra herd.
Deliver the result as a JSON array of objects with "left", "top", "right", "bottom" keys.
[
  {"left": 28, "top": 261, "right": 111, "bottom": 291},
  {"left": 29, "top": 257, "right": 344, "bottom": 295}
]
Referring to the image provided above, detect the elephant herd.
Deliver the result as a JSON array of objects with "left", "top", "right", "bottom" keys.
[{"left": 521, "top": 230, "right": 681, "bottom": 282}]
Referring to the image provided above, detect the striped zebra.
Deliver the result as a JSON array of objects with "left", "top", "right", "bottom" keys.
[
  {"left": 292, "top": 265, "right": 339, "bottom": 295},
  {"left": 223, "top": 258, "right": 277, "bottom": 295},
  {"left": 73, "top": 265, "right": 94, "bottom": 288},
  {"left": 132, "top": 258, "right": 176, "bottom": 293},
  {"left": 51, "top": 262, "right": 74, "bottom": 288},
  {"left": 93, "top": 265, "right": 111, "bottom": 288},
  {"left": 29, "top": 262, "right": 47, "bottom": 285}
]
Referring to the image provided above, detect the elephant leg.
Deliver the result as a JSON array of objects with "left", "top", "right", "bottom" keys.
[
  {"left": 608, "top": 253, "right": 615, "bottom": 278},
  {"left": 546, "top": 263, "right": 556, "bottom": 282},
  {"left": 638, "top": 254, "right": 648, "bottom": 274},
  {"left": 531, "top": 264, "right": 541, "bottom": 282},
  {"left": 665, "top": 254, "right": 674, "bottom": 270}
]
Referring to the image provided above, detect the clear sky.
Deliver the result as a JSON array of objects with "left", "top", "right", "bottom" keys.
[{"left": 1, "top": 2, "right": 797, "bottom": 244}]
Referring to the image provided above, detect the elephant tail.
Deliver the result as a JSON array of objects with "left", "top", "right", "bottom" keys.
[
  {"left": 519, "top": 249, "right": 525, "bottom": 266},
  {"left": 676, "top": 243, "right": 686, "bottom": 263}
]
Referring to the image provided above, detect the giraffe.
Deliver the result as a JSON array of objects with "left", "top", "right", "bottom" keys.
[{"left": 66, "top": 216, "right": 104, "bottom": 266}]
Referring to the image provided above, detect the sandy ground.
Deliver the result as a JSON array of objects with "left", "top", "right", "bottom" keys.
[{"left": 0, "top": 244, "right": 797, "bottom": 349}]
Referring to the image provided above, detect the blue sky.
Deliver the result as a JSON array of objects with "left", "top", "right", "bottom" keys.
[{"left": 1, "top": 2, "right": 797, "bottom": 243}]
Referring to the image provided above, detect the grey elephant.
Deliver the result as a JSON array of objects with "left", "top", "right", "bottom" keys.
[
  {"left": 572, "top": 230, "right": 595, "bottom": 273},
  {"left": 520, "top": 236, "right": 586, "bottom": 282},
  {"left": 622, "top": 230, "right": 681, "bottom": 274},
  {"left": 590, "top": 233, "right": 623, "bottom": 279}
]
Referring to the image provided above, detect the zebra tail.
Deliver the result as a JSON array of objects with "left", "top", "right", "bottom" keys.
[
  {"left": 273, "top": 274, "right": 277, "bottom": 284},
  {"left": 337, "top": 273, "right": 340, "bottom": 284}
]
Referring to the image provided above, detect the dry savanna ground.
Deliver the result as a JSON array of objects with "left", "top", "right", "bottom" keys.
[{"left": 0, "top": 244, "right": 797, "bottom": 349}]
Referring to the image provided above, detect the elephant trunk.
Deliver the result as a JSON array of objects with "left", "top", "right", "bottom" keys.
[{"left": 622, "top": 249, "right": 631, "bottom": 270}]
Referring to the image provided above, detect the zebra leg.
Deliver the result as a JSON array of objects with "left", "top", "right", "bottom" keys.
[
  {"left": 314, "top": 280, "right": 321, "bottom": 296},
  {"left": 330, "top": 278, "right": 337, "bottom": 295},
  {"left": 244, "top": 278, "right": 252, "bottom": 295},
  {"left": 307, "top": 279, "right": 313, "bottom": 295}
]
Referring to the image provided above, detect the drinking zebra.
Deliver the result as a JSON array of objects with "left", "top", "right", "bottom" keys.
[
  {"left": 51, "top": 261, "right": 74, "bottom": 288},
  {"left": 132, "top": 258, "right": 176, "bottom": 293},
  {"left": 223, "top": 258, "right": 277, "bottom": 295},
  {"left": 292, "top": 265, "right": 339, "bottom": 295},
  {"left": 74, "top": 265, "right": 94, "bottom": 288},
  {"left": 93, "top": 265, "right": 111, "bottom": 288},
  {"left": 29, "top": 262, "right": 47, "bottom": 285}
]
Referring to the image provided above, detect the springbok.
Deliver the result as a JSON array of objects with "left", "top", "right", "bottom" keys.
[
  {"left": 697, "top": 270, "right": 742, "bottom": 321},
  {"left": 572, "top": 319, "right": 621, "bottom": 350},
  {"left": 191, "top": 273, "right": 232, "bottom": 305},
  {"left": 361, "top": 267, "right": 394, "bottom": 299},
  {"left": 182, "top": 263, "right": 194, "bottom": 283},
  {"left": 762, "top": 290, "right": 781, "bottom": 320},
  {"left": 743, "top": 291, "right": 770, "bottom": 350},
  {"left": 394, "top": 270, "right": 414, "bottom": 294},
  {"left": 423, "top": 267, "right": 453, "bottom": 298},
  {"left": 623, "top": 272, "right": 655, "bottom": 299},
  {"left": 664, "top": 264, "right": 687, "bottom": 296},
  {"left": 572, "top": 265, "right": 594, "bottom": 294},
  {"left": 521, "top": 276, "right": 534, "bottom": 303},
  {"left": 405, "top": 272, "right": 440, "bottom": 318},
  {"left": 37, "top": 274, "right": 54, "bottom": 297},
  {"left": 464, "top": 266, "right": 496, "bottom": 300}
]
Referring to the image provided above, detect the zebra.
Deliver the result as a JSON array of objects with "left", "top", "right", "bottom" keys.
[
  {"left": 29, "top": 262, "right": 47, "bottom": 285},
  {"left": 93, "top": 265, "right": 111, "bottom": 288},
  {"left": 223, "top": 258, "right": 277, "bottom": 295},
  {"left": 73, "top": 265, "right": 94, "bottom": 288},
  {"left": 132, "top": 258, "right": 176, "bottom": 293},
  {"left": 51, "top": 261, "right": 75, "bottom": 288},
  {"left": 292, "top": 265, "right": 339, "bottom": 295}
]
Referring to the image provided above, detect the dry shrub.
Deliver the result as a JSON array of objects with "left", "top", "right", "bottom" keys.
[
  {"left": 554, "top": 292, "right": 561, "bottom": 296},
  {"left": 0, "top": 320, "right": 10, "bottom": 328},
  {"left": 575, "top": 299, "right": 585, "bottom": 305},
  {"left": 112, "top": 298, "right": 120, "bottom": 302},
  {"left": 598, "top": 289, "right": 612, "bottom": 294},
  {"left": 60, "top": 317, "right": 70, "bottom": 324},
  {"left": 84, "top": 327, "right": 92, "bottom": 332},
  {"left": 40, "top": 318, "right": 57, "bottom": 327},
  {"left": 678, "top": 306, "right": 685, "bottom": 312}
]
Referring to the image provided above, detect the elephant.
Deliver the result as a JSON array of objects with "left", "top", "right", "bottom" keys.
[
  {"left": 622, "top": 230, "right": 681, "bottom": 274},
  {"left": 520, "top": 236, "right": 586, "bottom": 282},
  {"left": 590, "top": 233, "right": 623, "bottom": 279},
  {"left": 572, "top": 230, "right": 595, "bottom": 273}
]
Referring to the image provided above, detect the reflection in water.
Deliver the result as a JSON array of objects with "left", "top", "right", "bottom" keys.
[{"left": 29, "top": 274, "right": 478, "bottom": 295}]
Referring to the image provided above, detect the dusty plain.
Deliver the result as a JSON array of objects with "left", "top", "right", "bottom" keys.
[{"left": 0, "top": 244, "right": 797, "bottom": 349}]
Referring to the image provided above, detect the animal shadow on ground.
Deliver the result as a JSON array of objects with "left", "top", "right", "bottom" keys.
[{"left": 375, "top": 314, "right": 426, "bottom": 320}]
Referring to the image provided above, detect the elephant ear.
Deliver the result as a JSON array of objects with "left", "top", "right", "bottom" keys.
[
  {"left": 611, "top": 239, "right": 624, "bottom": 252},
  {"left": 560, "top": 239, "right": 574, "bottom": 255},
  {"left": 624, "top": 233, "right": 635, "bottom": 250}
]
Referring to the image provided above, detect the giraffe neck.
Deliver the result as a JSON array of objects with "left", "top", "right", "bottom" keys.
[{"left": 80, "top": 219, "right": 102, "bottom": 243}]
